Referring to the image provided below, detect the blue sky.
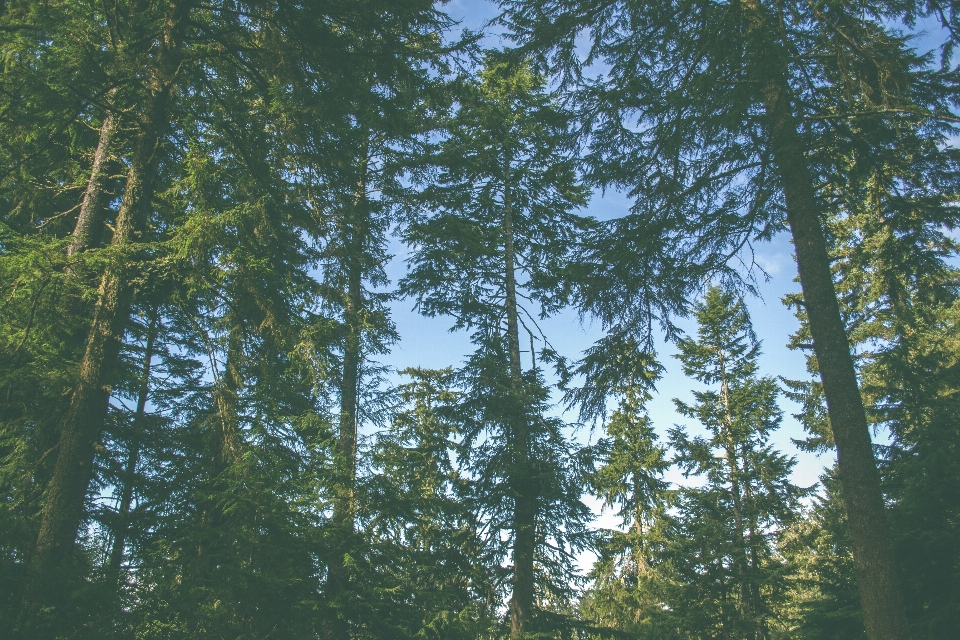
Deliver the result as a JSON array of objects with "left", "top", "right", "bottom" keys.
[
  {"left": 381, "top": 0, "right": 834, "bottom": 498},
  {"left": 382, "top": 187, "right": 829, "bottom": 497},
  {"left": 372, "top": 0, "right": 960, "bottom": 573}
]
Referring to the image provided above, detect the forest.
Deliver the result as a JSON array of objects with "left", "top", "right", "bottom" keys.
[{"left": 1, "top": 0, "right": 959, "bottom": 638}]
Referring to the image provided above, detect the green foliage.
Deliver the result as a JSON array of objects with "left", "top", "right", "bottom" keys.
[
  {"left": 780, "top": 51, "right": 960, "bottom": 635},
  {"left": 780, "top": 467, "right": 865, "bottom": 639},
  {"left": 664, "top": 288, "right": 808, "bottom": 638},
  {"left": 2, "top": 1, "right": 958, "bottom": 637},
  {"left": 361, "top": 368, "right": 496, "bottom": 639},
  {"left": 401, "top": 56, "right": 594, "bottom": 635},
  {"left": 580, "top": 392, "right": 673, "bottom": 637},
  {"left": 503, "top": 0, "right": 958, "bottom": 333},
  {"left": 402, "top": 53, "right": 590, "bottom": 333}
]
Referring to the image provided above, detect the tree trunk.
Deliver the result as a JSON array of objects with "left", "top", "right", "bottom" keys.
[
  {"left": 68, "top": 88, "right": 119, "bottom": 256},
  {"left": 19, "top": 3, "right": 185, "bottom": 627},
  {"left": 326, "top": 159, "right": 369, "bottom": 640},
  {"left": 751, "top": 19, "right": 910, "bottom": 638},
  {"left": 734, "top": 3, "right": 910, "bottom": 636},
  {"left": 503, "top": 165, "right": 537, "bottom": 638},
  {"left": 333, "top": 254, "right": 361, "bottom": 538},
  {"left": 108, "top": 310, "right": 159, "bottom": 578},
  {"left": 196, "top": 324, "right": 244, "bottom": 582},
  {"left": 719, "top": 363, "right": 754, "bottom": 629}
]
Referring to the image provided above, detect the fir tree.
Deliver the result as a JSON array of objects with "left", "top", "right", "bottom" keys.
[
  {"left": 665, "top": 287, "right": 808, "bottom": 638},
  {"left": 781, "top": 466, "right": 866, "bottom": 639},
  {"left": 581, "top": 384, "right": 673, "bottom": 637},
  {"left": 783, "top": 100, "right": 960, "bottom": 636},
  {"left": 401, "top": 54, "right": 592, "bottom": 637},
  {"left": 362, "top": 368, "right": 496, "bottom": 639},
  {"left": 499, "top": 1, "right": 960, "bottom": 634}
]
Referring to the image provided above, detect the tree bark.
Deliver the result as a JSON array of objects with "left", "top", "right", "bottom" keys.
[
  {"left": 195, "top": 324, "right": 244, "bottom": 582},
  {"left": 333, "top": 245, "right": 362, "bottom": 538},
  {"left": 731, "top": 3, "right": 910, "bottom": 636},
  {"left": 504, "top": 164, "right": 537, "bottom": 638},
  {"left": 748, "top": 13, "right": 910, "bottom": 636},
  {"left": 68, "top": 88, "right": 119, "bottom": 256},
  {"left": 19, "top": 3, "right": 186, "bottom": 628}
]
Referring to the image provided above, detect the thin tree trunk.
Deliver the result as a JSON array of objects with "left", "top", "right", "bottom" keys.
[
  {"left": 19, "top": 4, "right": 185, "bottom": 628},
  {"left": 333, "top": 255, "right": 361, "bottom": 537},
  {"left": 108, "top": 310, "right": 159, "bottom": 578},
  {"left": 718, "top": 357, "right": 754, "bottom": 629},
  {"left": 68, "top": 88, "right": 119, "bottom": 256},
  {"left": 326, "top": 156, "right": 369, "bottom": 640},
  {"left": 746, "top": 8, "right": 910, "bottom": 634},
  {"left": 504, "top": 163, "right": 537, "bottom": 638},
  {"left": 196, "top": 324, "right": 244, "bottom": 581}
]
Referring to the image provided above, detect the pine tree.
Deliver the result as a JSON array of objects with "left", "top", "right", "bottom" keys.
[
  {"left": 289, "top": 20, "right": 454, "bottom": 634},
  {"left": 783, "top": 99, "right": 960, "bottom": 636},
  {"left": 17, "top": 2, "right": 191, "bottom": 627},
  {"left": 581, "top": 384, "right": 674, "bottom": 636},
  {"left": 781, "top": 466, "right": 866, "bottom": 639},
  {"left": 2, "top": 0, "right": 461, "bottom": 634},
  {"left": 362, "top": 368, "right": 496, "bottom": 639}
]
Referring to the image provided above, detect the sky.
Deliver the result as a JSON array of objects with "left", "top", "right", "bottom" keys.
[
  {"left": 372, "top": 0, "right": 953, "bottom": 570},
  {"left": 381, "top": 190, "right": 829, "bottom": 517},
  {"left": 380, "top": 188, "right": 824, "bottom": 575},
  {"left": 381, "top": 0, "right": 833, "bottom": 492}
]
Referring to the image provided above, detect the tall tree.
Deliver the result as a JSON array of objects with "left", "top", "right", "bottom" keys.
[
  {"left": 0, "top": 7, "right": 135, "bottom": 619},
  {"left": 21, "top": 1, "right": 190, "bottom": 624},
  {"left": 581, "top": 383, "right": 673, "bottom": 636},
  {"left": 666, "top": 287, "right": 807, "bottom": 637},
  {"left": 2, "top": 0, "right": 460, "bottom": 634},
  {"left": 782, "top": 93, "right": 960, "bottom": 636},
  {"left": 361, "top": 368, "right": 496, "bottom": 638},
  {"left": 297, "top": 24, "right": 454, "bottom": 634},
  {"left": 401, "top": 54, "right": 592, "bottom": 636}
]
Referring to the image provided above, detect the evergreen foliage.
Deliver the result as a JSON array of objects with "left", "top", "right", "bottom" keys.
[
  {"left": 0, "top": 1, "right": 957, "bottom": 638},
  {"left": 400, "top": 55, "right": 594, "bottom": 636},
  {"left": 665, "top": 288, "right": 808, "bottom": 637}
]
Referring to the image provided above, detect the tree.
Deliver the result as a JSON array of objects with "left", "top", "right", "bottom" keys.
[
  {"left": 781, "top": 467, "right": 866, "bottom": 639},
  {"left": 664, "top": 287, "right": 807, "bottom": 638},
  {"left": 871, "top": 304, "right": 960, "bottom": 638},
  {"left": 499, "top": 1, "right": 960, "bottom": 635},
  {"left": 361, "top": 368, "right": 496, "bottom": 639},
  {"left": 400, "top": 54, "right": 592, "bottom": 636},
  {"left": 782, "top": 98, "right": 960, "bottom": 636},
  {"left": 581, "top": 383, "right": 674, "bottom": 637},
  {"left": 281, "top": 16, "right": 456, "bottom": 633},
  {"left": 1, "top": 0, "right": 461, "bottom": 634},
  {"left": 17, "top": 2, "right": 191, "bottom": 626}
]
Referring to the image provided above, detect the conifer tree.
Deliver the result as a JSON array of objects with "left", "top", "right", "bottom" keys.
[
  {"left": 19, "top": 3, "right": 191, "bottom": 626},
  {"left": 362, "top": 368, "right": 496, "bottom": 638},
  {"left": 1, "top": 0, "right": 460, "bottom": 634},
  {"left": 293, "top": 23, "right": 454, "bottom": 633},
  {"left": 665, "top": 287, "right": 807, "bottom": 638},
  {"left": 783, "top": 99, "right": 960, "bottom": 636},
  {"left": 581, "top": 383, "right": 673, "bottom": 636},
  {"left": 781, "top": 467, "right": 866, "bottom": 639},
  {"left": 401, "top": 54, "right": 592, "bottom": 636}
]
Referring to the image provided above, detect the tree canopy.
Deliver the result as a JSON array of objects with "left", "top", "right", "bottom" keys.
[{"left": 1, "top": 1, "right": 958, "bottom": 639}]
